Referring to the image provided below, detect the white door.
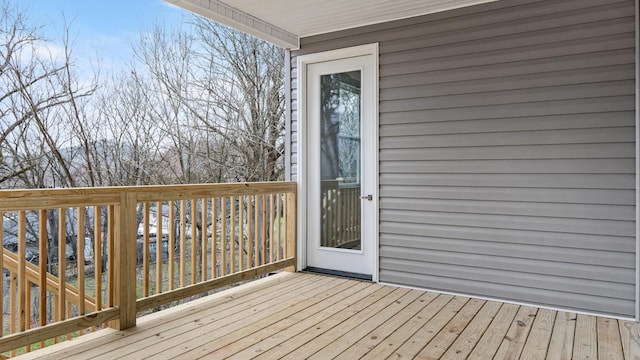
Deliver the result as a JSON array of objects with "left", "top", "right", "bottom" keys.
[{"left": 300, "top": 44, "right": 378, "bottom": 280}]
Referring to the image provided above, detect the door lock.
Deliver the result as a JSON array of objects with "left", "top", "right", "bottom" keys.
[{"left": 360, "top": 194, "right": 373, "bottom": 201}]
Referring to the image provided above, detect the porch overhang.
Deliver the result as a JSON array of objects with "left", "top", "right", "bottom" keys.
[{"left": 164, "top": 0, "right": 500, "bottom": 49}]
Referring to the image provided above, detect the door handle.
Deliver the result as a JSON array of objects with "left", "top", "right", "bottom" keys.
[{"left": 360, "top": 194, "right": 373, "bottom": 201}]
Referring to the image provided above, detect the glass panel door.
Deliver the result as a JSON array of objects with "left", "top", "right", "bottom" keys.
[{"left": 302, "top": 44, "right": 377, "bottom": 279}]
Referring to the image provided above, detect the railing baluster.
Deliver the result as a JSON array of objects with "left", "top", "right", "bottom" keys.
[
  {"left": 221, "top": 197, "right": 227, "bottom": 276},
  {"left": 53, "top": 283, "right": 59, "bottom": 344},
  {"left": 77, "top": 207, "right": 86, "bottom": 335},
  {"left": 261, "top": 194, "right": 267, "bottom": 265},
  {"left": 156, "top": 201, "right": 162, "bottom": 295},
  {"left": 38, "top": 209, "right": 47, "bottom": 343},
  {"left": 10, "top": 269, "right": 16, "bottom": 356},
  {"left": 254, "top": 195, "right": 259, "bottom": 267},
  {"left": 230, "top": 196, "right": 235, "bottom": 274},
  {"left": 143, "top": 202, "right": 150, "bottom": 297},
  {"left": 179, "top": 200, "right": 186, "bottom": 288},
  {"left": 94, "top": 206, "right": 102, "bottom": 318},
  {"left": 190, "top": 199, "right": 197, "bottom": 285},
  {"left": 269, "top": 194, "right": 274, "bottom": 263},
  {"left": 66, "top": 304, "right": 72, "bottom": 340},
  {"left": 239, "top": 196, "right": 244, "bottom": 271},
  {"left": 57, "top": 209, "right": 66, "bottom": 330},
  {"left": 276, "top": 193, "right": 281, "bottom": 261},
  {"left": 18, "top": 211, "right": 26, "bottom": 335},
  {"left": 107, "top": 205, "right": 115, "bottom": 310},
  {"left": 211, "top": 198, "right": 217, "bottom": 279},
  {"left": 168, "top": 201, "right": 175, "bottom": 291},
  {"left": 201, "top": 199, "right": 208, "bottom": 281},
  {"left": 246, "top": 197, "right": 253, "bottom": 269},
  {"left": 347, "top": 189, "right": 351, "bottom": 241},
  {"left": 25, "top": 280, "right": 31, "bottom": 352}
]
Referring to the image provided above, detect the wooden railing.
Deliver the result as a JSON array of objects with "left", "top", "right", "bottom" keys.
[
  {"left": 0, "top": 182, "right": 296, "bottom": 357},
  {"left": 321, "top": 181, "right": 361, "bottom": 249}
]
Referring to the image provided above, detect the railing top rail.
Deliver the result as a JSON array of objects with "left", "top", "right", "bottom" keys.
[
  {"left": 0, "top": 181, "right": 297, "bottom": 211},
  {"left": 133, "top": 181, "right": 297, "bottom": 201}
]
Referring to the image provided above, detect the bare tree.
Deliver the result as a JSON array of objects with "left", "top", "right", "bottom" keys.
[
  {"left": 130, "top": 18, "right": 285, "bottom": 184},
  {"left": 0, "top": 6, "right": 286, "bottom": 274},
  {"left": 0, "top": 3, "right": 96, "bottom": 189},
  {"left": 191, "top": 18, "right": 285, "bottom": 182},
  {"left": 0, "top": 2, "right": 98, "bottom": 268},
  {"left": 92, "top": 70, "right": 162, "bottom": 186}
]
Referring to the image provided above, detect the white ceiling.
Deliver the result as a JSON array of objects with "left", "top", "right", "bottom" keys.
[{"left": 166, "top": 0, "right": 499, "bottom": 49}]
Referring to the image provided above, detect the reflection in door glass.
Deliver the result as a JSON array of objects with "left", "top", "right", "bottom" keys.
[{"left": 320, "top": 70, "right": 362, "bottom": 250}]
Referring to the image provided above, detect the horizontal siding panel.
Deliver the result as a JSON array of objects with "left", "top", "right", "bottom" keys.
[
  {"left": 381, "top": 198, "right": 634, "bottom": 221},
  {"left": 381, "top": 33, "right": 634, "bottom": 77},
  {"left": 380, "top": 64, "right": 635, "bottom": 100},
  {"left": 380, "top": 173, "right": 635, "bottom": 189},
  {"left": 297, "top": 0, "right": 549, "bottom": 54},
  {"left": 380, "top": 113, "right": 634, "bottom": 136},
  {"left": 380, "top": 158, "right": 635, "bottom": 174},
  {"left": 381, "top": 97, "right": 634, "bottom": 124},
  {"left": 380, "top": 186, "right": 635, "bottom": 205},
  {"left": 380, "top": 210, "right": 635, "bottom": 237},
  {"left": 380, "top": 144, "right": 635, "bottom": 161},
  {"left": 379, "top": 235, "right": 634, "bottom": 269},
  {"left": 381, "top": 80, "right": 634, "bottom": 112},
  {"left": 293, "top": 0, "right": 636, "bottom": 317},
  {"left": 380, "top": 269, "right": 634, "bottom": 318},
  {"left": 302, "top": 0, "right": 629, "bottom": 53},
  {"left": 381, "top": 127, "right": 634, "bottom": 148},
  {"left": 379, "top": 253, "right": 633, "bottom": 297},
  {"left": 381, "top": 16, "right": 634, "bottom": 64},
  {"left": 300, "top": 0, "right": 545, "bottom": 45},
  {"left": 380, "top": 223, "right": 635, "bottom": 253},
  {"left": 381, "top": 48, "right": 635, "bottom": 88},
  {"left": 380, "top": 0, "right": 633, "bottom": 53}
]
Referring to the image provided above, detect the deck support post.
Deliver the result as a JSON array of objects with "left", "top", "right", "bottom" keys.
[
  {"left": 285, "top": 191, "right": 297, "bottom": 272},
  {"left": 112, "top": 192, "right": 138, "bottom": 330}
]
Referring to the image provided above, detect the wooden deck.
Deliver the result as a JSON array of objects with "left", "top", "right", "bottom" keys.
[{"left": 16, "top": 272, "right": 639, "bottom": 359}]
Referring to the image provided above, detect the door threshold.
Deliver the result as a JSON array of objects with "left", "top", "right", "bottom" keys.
[{"left": 304, "top": 267, "right": 372, "bottom": 281}]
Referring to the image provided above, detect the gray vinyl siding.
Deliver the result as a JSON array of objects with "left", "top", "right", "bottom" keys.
[{"left": 290, "top": 0, "right": 637, "bottom": 318}]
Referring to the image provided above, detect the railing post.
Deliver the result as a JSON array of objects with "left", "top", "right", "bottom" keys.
[
  {"left": 285, "top": 189, "right": 297, "bottom": 272},
  {"left": 113, "top": 192, "right": 138, "bottom": 330}
]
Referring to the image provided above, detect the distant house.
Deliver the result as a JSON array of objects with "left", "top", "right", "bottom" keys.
[
  {"left": 137, "top": 203, "right": 173, "bottom": 238},
  {"left": 2, "top": 211, "right": 93, "bottom": 263}
]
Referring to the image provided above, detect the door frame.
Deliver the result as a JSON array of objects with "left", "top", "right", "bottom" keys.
[{"left": 296, "top": 43, "right": 379, "bottom": 281}]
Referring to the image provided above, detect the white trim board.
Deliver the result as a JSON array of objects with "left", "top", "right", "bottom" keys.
[
  {"left": 634, "top": 0, "right": 639, "bottom": 322},
  {"left": 296, "top": 43, "right": 380, "bottom": 281}
]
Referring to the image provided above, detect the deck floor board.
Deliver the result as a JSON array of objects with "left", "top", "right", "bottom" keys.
[
  {"left": 141, "top": 276, "right": 347, "bottom": 360},
  {"left": 546, "top": 311, "right": 577, "bottom": 360},
  {"left": 172, "top": 277, "right": 359, "bottom": 359},
  {"left": 336, "top": 291, "right": 441, "bottom": 360},
  {"left": 15, "top": 272, "right": 638, "bottom": 360},
  {"left": 439, "top": 300, "right": 502, "bottom": 360}
]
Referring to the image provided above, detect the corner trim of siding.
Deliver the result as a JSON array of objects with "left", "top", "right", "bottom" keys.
[
  {"left": 285, "top": 49, "right": 292, "bottom": 182},
  {"left": 635, "top": 0, "right": 639, "bottom": 322}
]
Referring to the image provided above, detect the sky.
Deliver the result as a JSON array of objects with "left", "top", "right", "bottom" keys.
[{"left": 18, "top": 0, "right": 191, "bottom": 74}]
